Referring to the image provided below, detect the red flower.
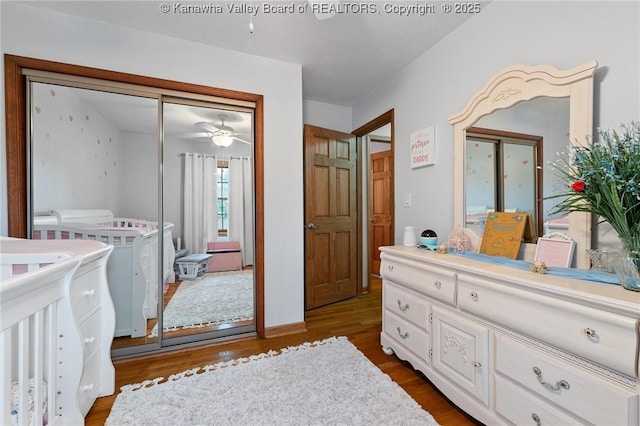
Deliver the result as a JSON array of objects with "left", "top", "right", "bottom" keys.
[{"left": 571, "top": 181, "right": 585, "bottom": 192}]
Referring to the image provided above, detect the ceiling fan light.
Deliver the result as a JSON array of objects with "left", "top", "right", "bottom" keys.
[{"left": 212, "top": 134, "right": 233, "bottom": 147}]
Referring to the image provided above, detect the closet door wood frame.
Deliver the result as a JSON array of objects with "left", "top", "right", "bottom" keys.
[{"left": 4, "top": 54, "right": 265, "bottom": 337}]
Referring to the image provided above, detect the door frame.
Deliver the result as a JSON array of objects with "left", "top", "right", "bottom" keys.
[{"left": 352, "top": 109, "right": 395, "bottom": 291}]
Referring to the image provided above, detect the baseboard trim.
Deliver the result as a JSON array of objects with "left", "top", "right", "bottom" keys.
[{"left": 264, "top": 321, "right": 307, "bottom": 338}]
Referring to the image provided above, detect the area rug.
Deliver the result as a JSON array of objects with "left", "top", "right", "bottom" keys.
[
  {"left": 106, "top": 336, "right": 439, "bottom": 425},
  {"left": 149, "top": 270, "right": 253, "bottom": 337}
]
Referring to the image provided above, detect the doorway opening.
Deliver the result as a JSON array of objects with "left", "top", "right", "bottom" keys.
[{"left": 353, "top": 110, "right": 395, "bottom": 292}]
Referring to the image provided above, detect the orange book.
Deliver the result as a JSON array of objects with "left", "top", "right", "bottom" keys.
[{"left": 479, "top": 212, "right": 528, "bottom": 259}]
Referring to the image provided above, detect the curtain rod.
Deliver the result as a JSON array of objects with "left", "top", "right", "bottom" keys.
[
  {"left": 218, "top": 156, "right": 252, "bottom": 160},
  {"left": 178, "top": 152, "right": 216, "bottom": 158},
  {"left": 178, "top": 153, "right": 251, "bottom": 160}
]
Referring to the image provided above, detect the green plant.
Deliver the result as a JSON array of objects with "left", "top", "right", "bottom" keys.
[{"left": 546, "top": 121, "right": 640, "bottom": 252}]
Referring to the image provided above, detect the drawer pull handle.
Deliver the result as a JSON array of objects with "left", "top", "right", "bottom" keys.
[
  {"left": 387, "top": 265, "right": 394, "bottom": 272},
  {"left": 531, "top": 413, "right": 541, "bottom": 426},
  {"left": 84, "top": 337, "right": 95, "bottom": 344},
  {"left": 396, "top": 327, "right": 409, "bottom": 340},
  {"left": 434, "top": 281, "right": 442, "bottom": 289},
  {"left": 81, "top": 383, "right": 94, "bottom": 392},
  {"left": 83, "top": 289, "right": 96, "bottom": 297},
  {"left": 585, "top": 328, "right": 598, "bottom": 341},
  {"left": 472, "top": 361, "right": 481, "bottom": 368},
  {"left": 397, "top": 300, "right": 410, "bottom": 312},
  {"left": 470, "top": 291, "right": 478, "bottom": 301},
  {"left": 532, "top": 367, "right": 570, "bottom": 392}
]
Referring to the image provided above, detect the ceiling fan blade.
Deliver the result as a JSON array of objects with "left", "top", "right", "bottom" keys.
[
  {"left": 169, "top": 132, "right": 211, "bottom": 139},
  {"left": 232, "top": 136, "right": 251, "bottom": 145},
  {"left": 195, "top": 121, "right": 221, "bottom": 133}
]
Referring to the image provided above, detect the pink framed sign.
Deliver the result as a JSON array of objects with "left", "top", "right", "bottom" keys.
[
  {"left": 410, "top": 126, "right": 436, "bottom": 168},
  {"left": 534, "top": 237, "right": 576, "bottom": 268}
]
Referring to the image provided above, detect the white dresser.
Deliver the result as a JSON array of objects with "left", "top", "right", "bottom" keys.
[
  {"left": 380, "top": 246, "right": 640, "bottom": 426},
  {"left": 57, "top": 240, "right": 116, "bottom": 419}
]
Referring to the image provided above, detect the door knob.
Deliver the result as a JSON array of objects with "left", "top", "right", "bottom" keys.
[{"left": 306, "top": 223, "right": 318, "bottom": 229}]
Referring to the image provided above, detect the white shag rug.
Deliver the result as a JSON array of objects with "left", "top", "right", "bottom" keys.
[
  {"left": 106, "top": 336, "right": 439, "bottom": 426},
  {"left": 149, "top": 270, "right": 254, "bottom": 337}
]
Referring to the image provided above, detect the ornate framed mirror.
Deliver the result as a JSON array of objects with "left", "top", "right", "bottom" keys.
[{"left": 449, "top": 61, "right": 598, "bottom": 269}]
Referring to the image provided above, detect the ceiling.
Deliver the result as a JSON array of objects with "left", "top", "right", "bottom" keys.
[{"left": 21, "top": 0, "right": 485, "bottom": 106}]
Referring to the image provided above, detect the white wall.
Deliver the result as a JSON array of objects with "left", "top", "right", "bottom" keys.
[
  {"left": 303, "top": 99, "right": 353, "bottom": 133},
  {"left": 118, "top": 132, "right": 158, "bottom": 221},
  {"left": 351, "top": 1, "right": 640, "bottom": 244},
  {"left": 31, "top": 84, "right": 123, "bottom": 214},
  {"left": 0, "top": 2, "right": 304, "bottom": 330}
]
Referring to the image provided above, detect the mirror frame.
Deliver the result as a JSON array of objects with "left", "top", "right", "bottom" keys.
[{"left": 449, "top": 61, "right": 598, "bottom": 269}]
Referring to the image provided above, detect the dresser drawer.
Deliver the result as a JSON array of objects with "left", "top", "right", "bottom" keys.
[
  {"left": 79, "top": 308, "right": 102, "bottom": 361},
  {"left": 69, "top": 265, "right": 102, "bottom": 321},
  {"left": 77, "top": 352, "right": 100, "bottom": 416},
  {"left": 495, "top": 375, "right": 583, "bottom": 425},
  {"left": 384, "top": 282, "right": 430, "bottom": 328},
  {"left": 496, "top": 335, "right": 638, "bottom": 426},
  {"left": 382, "top": 256, "right": 456, "bottom": 305},
  {"left": 458, "top": 274, "right": 638, "bottom": 377},
  {"left": 383, "top": 310, "right": 430, "bottom": 361}
]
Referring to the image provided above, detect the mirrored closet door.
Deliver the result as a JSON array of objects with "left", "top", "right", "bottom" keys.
[
  {"left": 161, "top": 100, "right": 255, "bottom": 346},
  {"left": 28, "top": 78, "right": 256, "bottom": 356}
]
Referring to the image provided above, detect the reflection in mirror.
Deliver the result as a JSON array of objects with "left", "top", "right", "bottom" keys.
[
  {"left": 464, "top": 123, "right": 543, "bottom": 239},
  {"left": 30, "top": 82, "right": 161, "bottom": 349},
  {"left": 29, "top": 81, "right": 256, "bottom": 351},
  {"left": 162, "top": 102, "right": 255, "bottom": 344},
  {"left": 449, "top": 62, "right": 597, "bottom": 268}
]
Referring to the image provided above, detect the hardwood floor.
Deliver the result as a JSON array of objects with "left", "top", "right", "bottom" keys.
[{"left": 87, "top": 278, "right": 482, "bottom": 425}]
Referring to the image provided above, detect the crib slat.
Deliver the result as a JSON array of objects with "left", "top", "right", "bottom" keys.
[
  {"left": 46, "top": 304, "right": 58, "bottom": 426},
  {"left": 32, "top": 310, "right": 45, "bottom": 426},
  {"left": 18, "top": 318, "right": 29, "bottom": 426},
  {"left": 1, "top": 330, "right": 13, "bottom": 426}
]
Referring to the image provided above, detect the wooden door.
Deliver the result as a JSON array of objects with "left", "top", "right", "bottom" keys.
[
  {"left": 304, "top": 125, "right": 358, "bottom": 310},
  {"left": 369, "top": 149, "right": 393, "bottom": 276}
]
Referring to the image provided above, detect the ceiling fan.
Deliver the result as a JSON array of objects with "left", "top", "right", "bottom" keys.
[{"left": 174, "top": 114, "right": 251, "bottom": 147}]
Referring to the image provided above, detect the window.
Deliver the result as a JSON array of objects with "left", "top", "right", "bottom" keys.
[{"left": 217, "top": 163, "right": 229, "bottom": 236}]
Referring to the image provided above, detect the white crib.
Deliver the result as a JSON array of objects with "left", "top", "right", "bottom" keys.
[
  {"left": 33, "top": 209, "right": 175, "bottom": 338},
  {"left": 544, "top": 215, "right": 570, "bottom": 235},
  {"left": 1, "top": 238, "right": 115, "bottom": 425},
  {"left": 465, "top": 205, "right": 490, "bottom": 237}
]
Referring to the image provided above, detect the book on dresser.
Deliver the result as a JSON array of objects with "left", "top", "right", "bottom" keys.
[{"left": 478, "top": 212, "right": 531, "bottom": 259}]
